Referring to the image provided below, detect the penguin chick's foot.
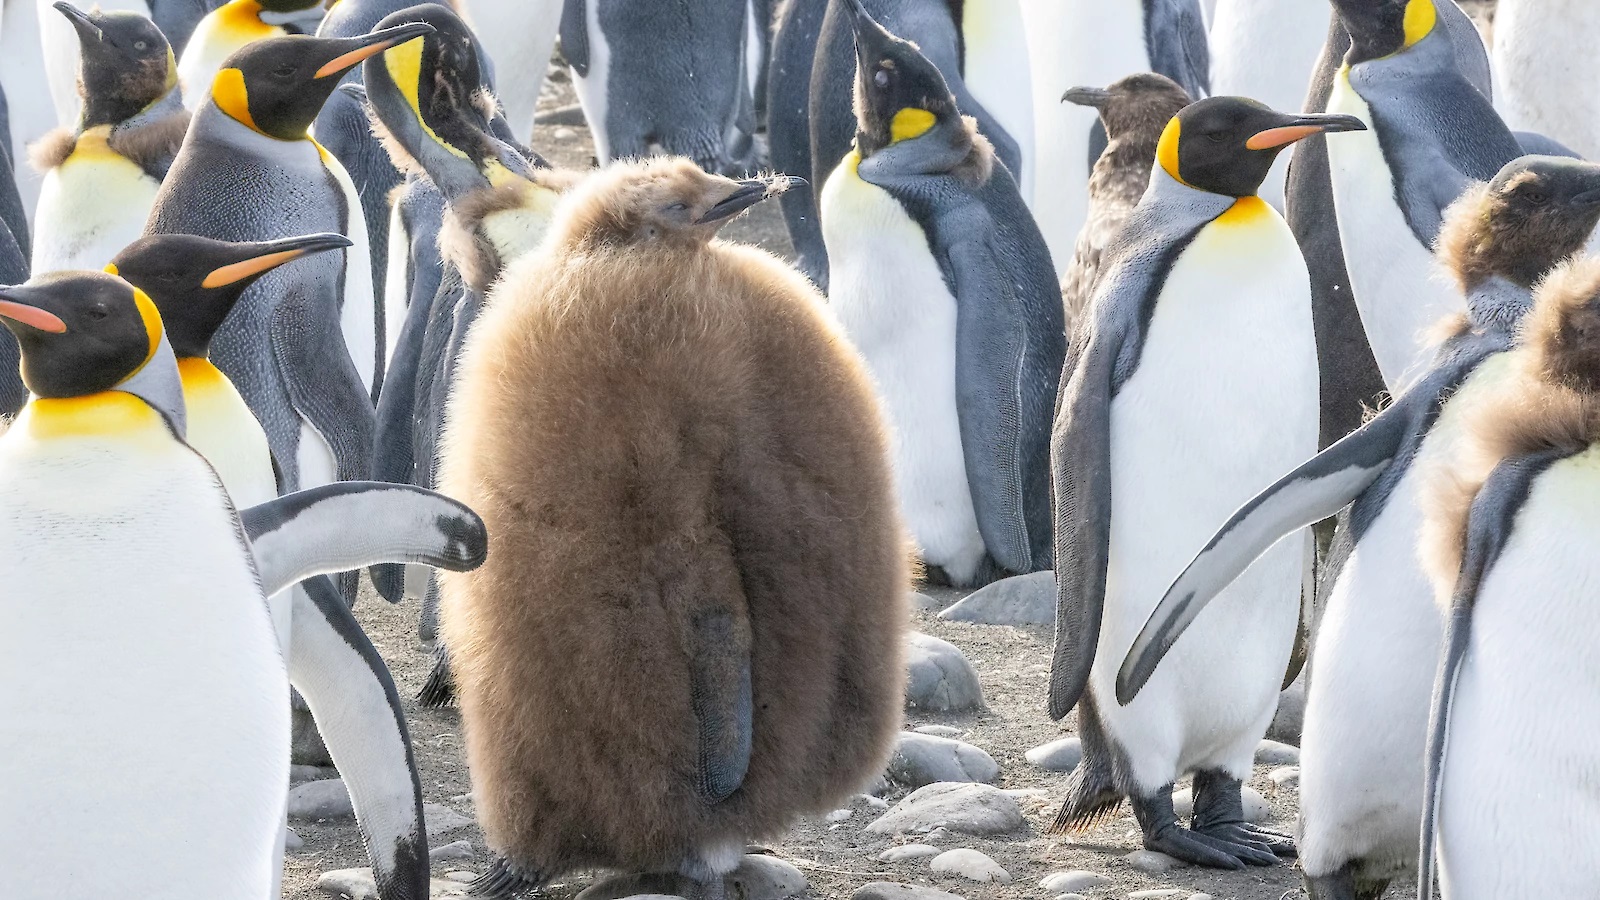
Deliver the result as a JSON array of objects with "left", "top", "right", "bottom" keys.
[
  {"left": 1130, "top": 784, "right": 1271, "bottom": 870},
  {"left": 1190, "top": 768, "right": 1296, "bottom": 858},
  {"left": 1304, "top": 863, "right": 1392, "bottom": 900},
  {"left": 468, "top": 855, "right": 545, "bottom": 899}
]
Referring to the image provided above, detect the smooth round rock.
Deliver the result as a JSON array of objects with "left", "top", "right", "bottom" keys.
[
  {"left": 1188, "top": 894, "right": 1216, "bottom": 900},
  {"left": 905, "top": 633, "right": 985, "bottom": 712},
  {"left": 1129, "top": 891, "right": 1186, "bottom": 899},
  {"left": 1268, "top": 679, "right": 1305, "bottom": 745},
  {"left": 1123, "top": 849, "right": 1184, "bottom": 875},
  {"left": 879, "top": 844, "right": 940, "bottom": 862},
  {"left": 887, "top": 732, "right": 1000, "bottom": 788},
  {"left": 1171, "top": 785, "right": 1269, "bottom": 823},
  {"left": 929, "top": 849, "right": 1011, "bottom": 884},
  {"left": 825, "top": 808, "right": 853, "bottom": 823},
  {"left": 728, "top": 854, "right": 807, "bottom": 900},
  {"left": 914, "top": 725, "right": 963, "bottom": 738},
  {"left": 911, "top": 592, "right": 948, "bottom": 613},
  {"left": 1268, "top": 766, "right": 1301, "bottom": 795},
  {"left": 1024, "top": 736, "right": 1083, "bottom": 773},
  {"left": 290, "top": 764, "right": 336, "bottom": 783},
  {"left": 867, "top": 783, "right": 1024, "bottom": 836},
  {"left": 1040, "top": 871, "right": 1110, "bottom": 892},
  {"left": 284, "top": 827, "right": 304, "bottom": 852},
  {"left": 316, "top": 867, "right": 477, "bottom": 898},
  {"left": 288, "top": 778, "right": 353, "bottom": 820},
  {"left": 937, "top": 571, "right": 1054, "bottom": 626},
  {"left": 424, "top": 802, "right": 475, "bottom": 839},
  {"left": 443, "top": 872, "right": 477, "bottom": 884},
  {"left": 430, "top": 840, "right": 474, "bottom": 862},
  {"left": 851, "top": 883, "right": 966, "bottom": 900},
  {"left": 1053, "top": 895, "right": 1089, "bottom": 900},
  {"left": 1254, "top": 739, "right": 1301, "bottom": 766}
]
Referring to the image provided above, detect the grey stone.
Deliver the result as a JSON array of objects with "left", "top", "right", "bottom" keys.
[
  {"left": 1053, "top": 895, "right": 1089, "bottom": 900},
  {"left": 929, "top": 849, "right": 1011, "bottom": 884},
  {"left": 937, "top": 572, "right": 1054, "bottom": 626},
  {"left": 424, "top": 803, "right": 474, "bottom": 839},
  {"left": 1188, "top": 894, "right": 1215, "bottom": 900},
  {"left": 863, "top": 774, "right": 892, "bottom": 796},
  {"left": 288, "top": 778, "right": 353, "bottom": 820},
  {"left": 887, "top": 732, "right": 999, "bottom": 788},
  {"left": 879, "top": 844, "right": 941, "bottom": 862},
  {"left": 911, "top": 592, "right": 947, "bottom": 612},
  {"left": 913, "top": 725, "right": 963, "bottom": 737},
  {"left": 1123, "top": 850, "right": 1184, "bottom": 875},
  {"left": 1128, "top": 891, "right": 1186, "bottom": 899},
  {"left": 316, "top": 868, "right": 471, "bottom": 899},
  {"left": 1171, "top": 785, "right": 1268, "bottom": 823},
  {"left": 1267, "top": 678, "right": 1306, "bottom": 745},
  {"left": 825, "top": 808, "right": 853, "bottom": 823},
  {"left": 1024, "top": 736, "right": 1083, "bottom": 772},
  {"left": 1039, "top": 871, "right": 1110, "bottom": 892},
  {"left": 291, "top": 764, "right": 337, "bottom": 783},
  {"left": 866, "top": 783, "right": 1023, "bottom": 836},
  {"left": 284, "top": 827, "right": 304, "bottom": 852},
  {"left": 851, "top": 884, "right": 966, "bottom": 900},
  {"left": 615, "top": 896, "right": 686, "bottom": 900},
  {"left": 1255, "top": 739, "right": 1301, "bottom": 766},
  {"left": 430, "top": 840, "right": 474, "bottom": 862},
  {"left": 579, "top": 856, "right": 803, "bottom": 900},
  {"left": 443, "top": 872, "right": 477, "bottom": 884},
  {"left": 1268, "top": 766, "right": 1301, "bottom": 794},
  {"left": 905, "top": 633, "right": 985, "bottom": 712}
]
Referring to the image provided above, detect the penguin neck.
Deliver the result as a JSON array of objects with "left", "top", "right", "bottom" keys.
[
  {"left": 1465, "top": 274, "right": 1532, "bottom": 334},
  {"left": 93, "top": 86, "right": 185, "bottom": 136},
  {"left": 11, "top": 392, "right": 175, "bottom": 444},
  {"left": 1141, "top": 166, "right": 1239, "bottom": 221}
]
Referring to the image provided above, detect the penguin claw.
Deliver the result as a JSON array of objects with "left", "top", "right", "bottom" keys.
[
  {"left": 1187, "top": 823, "right": 1285, "bottom": 866},
  {"left": 468, "top": 856, "right": 544, "bottom": 898},
  {"left": 1143, "top": 823, "right": 1247, "bottom": 870}
]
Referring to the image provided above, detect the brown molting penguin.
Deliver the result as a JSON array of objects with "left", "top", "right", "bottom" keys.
[{"left": 437, "top": 157, "right": 911, "bottom": 899}]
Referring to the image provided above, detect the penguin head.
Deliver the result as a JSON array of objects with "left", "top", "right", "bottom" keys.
[
  {"left": 108, "top": 232, "right": 353, "bottom": 359},
  {"left": 1063, "top": 74, "right": 1192, "bottom": 146},
  {"left": 54, "top": 2, "right": 175, "bottom": 129},
  {"left": 0, "top": 272, "right": 185, "bottom": 432},
  {"left": 557, "top": 157, "right": 800, "bottom": 249},
  {"left": 1438, "top": 157, "right": 1600, "bottom": 293},
  {"left": 1331, "top": 0, "right": 1438, "bottom": 64},
  {"left": 843, "top": 0, "right": 969, "bottom": 162},
  {"left": 210, "top": 22, "right": 435, "bottom": 141},
  {"left": 1521, "top": 257, "right": 1600, "bottom": 395},
  {"left": 1156, "top": 97, "right": 1366, "bottom": 198}
]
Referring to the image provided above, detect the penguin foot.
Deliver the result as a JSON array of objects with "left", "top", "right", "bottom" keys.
[
  {"left": 1303, "top": 862, "right": 1391, "bottom": 900},
  {"left": 1192, "top": 821, "right": 1294, "bottom": 861},
  {"left": 416, "top": 643, "right": 456, "bottom": 708},
  {"left": 1130, "top": 784, "right": 1276, "bottom": 870},
  {"left": 468, "top": 855, "right": 544, "bottom": 898}
]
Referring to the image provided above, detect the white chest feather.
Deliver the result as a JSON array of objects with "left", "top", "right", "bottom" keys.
[
  {"left": 1492, "top": 0, "right": 1600, "bottom": 161},
  {"left": 819, "top": 154, "right": 986, "bottom": 584},
  {"left": 1326, "top": 71, "right": 1465, "bottom": 389},
  {"left": 32, "top": 133, "right": 161, "bottom": 273},
  {"left": 961, "top": 0, "right": 1034, "bottom": 198},
  {"left": 568, "top": 0, "right": 613, "bottom": 164}
]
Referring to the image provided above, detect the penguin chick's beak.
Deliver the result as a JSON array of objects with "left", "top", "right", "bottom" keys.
[
  {"left": 1245, "top": 113, "right": 1367, "bottom": 150},
  {"left": 314, "top": 22, "right": 435, "bottom": 79},
  {"left": 0, "top": 287, "right": 69, "bottom": 334},
  {"left": 202, "top": 233, "right": 354, "bottom": 288},
  {"left": 1062, "top": 86, "right": 1111, "bottom": 109},
  {"left": 696, "top": 176, "right": 806, "bottom": 225},
  {"left": 52, "top": 1, "right": 100, "bottom": 40}
]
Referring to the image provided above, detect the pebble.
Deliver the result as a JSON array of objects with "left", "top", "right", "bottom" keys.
[
  {"left": 424, "top": 803, "right": 474, "bottom": 839},
  {"left": 429, "top": 840, "right": 474, "bottom": 862},
  {"left": 579, "top": 855, "right": 804, "bottom": 900},
  {"left": 288, "top": 778, "right": 353, "bottom": 820},
  {"left": 1268, "top": 678, "right": 1306, "bottom": 745},
  {"left": 315, "top": 868, "right": 473, "bottom": 899},
  {"left": 851, "top": 883, "right": 966, "bottom": 900},
  {"left": 1053, "top": 895, "right": 1088, "bottom": 900},
  {"left": 913, "top": 725, "right": 963, "bottom": 738},
  {"left": 1039, "top": 871, "right": 1111, "bottom": 892},
  {"left": 553, "top": 127, "right": 577, "bottom": 141},
  {"left": 887, "top": 732, "right": 999, "bottom": 788},
  {"left": 1171, "top": 785, "right": 1269, "bottom": 823},
  {"left": 1268, "top": 766, "right": 1301, "bottom": 794},
  {"left": 866, "top": 783, "right": 1023, "bottom": 836},
  {"left": 1255, "top": 739, "right": 1301, "bottom": 766},
  {"left": 1123, "top": 850, "right": 1185, "bottom": 875},
  {"left": 929, "top": 849, "right": 1011, "bottom": 884},
  {"left": 937, "top": 571, "right": 1055, "bottom": 626},
  {"left": 290, "top": 764, "right": 336, "bottom": 783},
  {"left": 879, "top": 844, "right": 941, "bottom": 862},
  {"left": 1189, "top": 894, "right": 1215, "bottom": 900},
  {"left": 443, "top": 872, "right": 477, "bottom": 884},
  {"left": 1024, "top": 736, "right": 1083, "bottom": 772},
  {"left": 911, "top": 592, "right": 947, "bottom": 612},
  {"left": 860, "top": 794, "right": 891, "bottom": 809},
  {"left": 1128, "top": 891, "right": 1186, "bottom": 899},
  {"left": 905, "top": 633, "right": 985, "bottom": 712},
  {"left": 825, "top": 808, "right": 854, "bottom": 823},
  {"left": 284, "top": 827, "right": 304, "bottom": 852}
]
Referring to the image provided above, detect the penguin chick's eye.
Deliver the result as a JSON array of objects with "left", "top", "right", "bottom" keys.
[
  {"left": 1523, "top": 190, "right": 1549, "bottom": 205},
  {"left": 874, "top": 69, "right": 890, "bottom": 89},
  {"left": 133, "top": 40, "right": 148, "bottom": 51},
  {"left": 665, "top": 202, "right": 687, "bottom": 212}
]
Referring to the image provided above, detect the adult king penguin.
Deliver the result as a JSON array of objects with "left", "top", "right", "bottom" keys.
[
  {"left": 177, "top": 0, "right": 328, "bottom": 110},
  {"left": 1119, "top": 155, "right": 1600, "bottom": 898},
  {"left": 820, "top": 0, "right": 1061, "bottom": 587},
  {"left": 146, "top": 23, "right": 435, "bottom": 503},
  {"left": 31, "top": 3, "right": 187, "bottom": 274},
  {"left": 1417, "top": 257, "right": 1600, "bottom": 899},
  {"left": 1048, "top": 96, "right": 1364, "bottom": 868},
  {"left": 0, "top": 269, "right": 489, "bottom": 899}
]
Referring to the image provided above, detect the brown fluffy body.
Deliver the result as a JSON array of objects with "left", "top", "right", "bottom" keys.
[
  {"left": 28, "top": 109, "right": 189, "bottom": 178},
  {"left": 438, "top": 158, "right": 911, "bottom": 879}
]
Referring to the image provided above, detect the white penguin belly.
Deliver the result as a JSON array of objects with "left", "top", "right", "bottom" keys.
[
  {"left": 1327, "top": 72, "right": 1465, "bottom": 389},
  {"left": 383, "top": 199, "right": 411, "bottom": 364},
  {"left": 1437, "top": 449, "right": 1600, "bottom": 898},
  {"left": 32, "top": 139, "right": 160, "bottom": 273},
  {"left": 962, "top": 0, "right": 1034, "bottom": 198},
  {"left": 1092, "top": 201, "right": 1318, "bottom": 791},
  {"left": 569, "top": 0, "right": 612, "bottom": 164},
  {"left": 1298, "top": 352, "right": 1514, "bottom": 880},
  {"left": 0, "top": 414, "right": 288, "bottom": 899},
  {"left": 320, "top": 146, "right": 378, "bottom": 397},
  {"left": 3, "top": 0, "right": 55, "bottom": 218},
  {"left": 820, "top": 156, "right": 986, "bottom": 584},
  {"left": 1493, "top": 0, "right": 1600, "bottom": 162}
]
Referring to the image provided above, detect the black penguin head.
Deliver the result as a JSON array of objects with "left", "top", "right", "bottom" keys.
[
  {"left": 560, "top": 157, "right": 800, "bottom": 248},
  {"left": 258, "top": 0, "right": 325, "bottom": 11},
  {"left": 1063, "top": 73, "right": 1192, "bottom": 145},
  {"left": 55, "top": 2, "right": 174, "bottom": 129},
  {"left": 1439, "top": 157, "right": 1600, "bottom": 292},
  {"left": 1156, "top": 97, "right": 1366, "bottom": 198},
  {"left": 108, "top": 232, "right": 352, "bottom": 359},
  {"left": 1331, "top": 0, "right": 1439, "bottom": 65},
  {"left": 843, "top": 0, "right": 961, "bottom": 159},
  {"left": 210, "top": 22, "right": 435, "bottom": 141}
]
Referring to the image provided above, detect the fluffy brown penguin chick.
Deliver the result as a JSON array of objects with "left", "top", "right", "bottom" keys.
[
  {"left": 437, "top": 157, "right": 912, "bottom": 900},
  {"left": 1059, "top": 73, "right": 1192, "bottom": 331}
]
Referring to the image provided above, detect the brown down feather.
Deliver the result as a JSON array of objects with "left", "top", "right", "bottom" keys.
[
  {"left": 28, "top": 129, "right": 77, "bottom": 174},
  {"left": 436, "top": 157, "right": 911, "bottom": 879},
  {"left": 107, "top": 110, "right": 191, "bottom": 177}
]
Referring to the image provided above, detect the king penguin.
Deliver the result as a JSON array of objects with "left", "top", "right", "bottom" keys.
[
  {"left": 145, "top": 23, "right": 435, "bottom": 506},
  {"left": 820, "top": 0, "right": 1061, "bottom": 588},
  {"left": 1118, "top": 155, "right": 1600, "bottom": 898},
  {"left": 38, "top": 0, "right": 217, "bottom": 131},
  {"left": 177, "top": 0, "right": 329, "bottom": 110},
  {"left": 1048, "top": 95, "right": 1364, "bottom": 868},
  {"left": 31, "top": 2, "right": 188, "bottom": 274},
  {"left": 0, "top": 268, "right": 489, "bottom": 899},
  {"left": 1417, "top": 255, "right": 1600, "bottom": 899}
]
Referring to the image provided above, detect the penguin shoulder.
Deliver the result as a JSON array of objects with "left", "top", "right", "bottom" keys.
[{"left": 28, "top": 128, "right": 79, "bottom": 174}]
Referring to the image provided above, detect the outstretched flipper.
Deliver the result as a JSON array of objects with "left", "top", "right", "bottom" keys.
[
  {"left": 242, "top": 481, "right": 488, "bottom": 596},
  {"left": 1417, "top": 450, "right": 1565, "bottom": 897},
  {"left": 689, "top": 609, "right": 754, "bottom": 804},
  {"left": 291, "top": 575, "right": 428, "bottom": 900}
]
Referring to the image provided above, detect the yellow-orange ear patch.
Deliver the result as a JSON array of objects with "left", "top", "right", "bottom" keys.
[
  {"left": 890, "top": 108, "right": 936, "bottom": 143},
  {"left": 212, "top": 67, "right": 260, "bottom": 133},
  {"left": 1402, "top": 0, "right": 1437, "bottom": 49},
  {"left": 1156, "top": 116, "right": 1187, "bottom": 186}
]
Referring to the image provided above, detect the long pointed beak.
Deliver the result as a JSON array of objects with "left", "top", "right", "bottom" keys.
[
  {"left": 1246, "top": 113, "right": 1367, "bottom": 151},
  {"left": 314, "top": 21, "right": 435, "bottom": 79},
  {"left": 202, "top": 233, "right": 353, "bottom": 288},
  {"left": 1062, "top": 86, "right": 1110, "bottom": 109},
  {"left": 696, "top": 175, "right": 806, "bottom": 225},
  {"left": 52, "top": 1, "right": 100, "bottom": 40},
  {"left": 0, "top": 286, "right": 69, "bottom": 334}
]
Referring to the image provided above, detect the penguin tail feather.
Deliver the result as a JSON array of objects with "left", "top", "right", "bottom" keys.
[
  {"left": 1045, "top": 766, "right": 1123, "bottom": 835},
  {"left": 416, "top": 645, "right": 457, "bottom": 709}
]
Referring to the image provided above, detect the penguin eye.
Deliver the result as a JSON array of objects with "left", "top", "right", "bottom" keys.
[
  {"left": 133, "top": 40, "right": 149, "bottom": 51},
  {"left": 86, "top": 307, "right": 109, "bottom": 321},
  {"left": 272, "top": 65, "right": 297, "bottom": 79},
  {"left": 1206, "top": 130, "right": 1226, "bottom": 143},
  {"left": 874, "top": 69, "right": 890, "bottom": 89},
  {"left": 1524, "top": 190, "right": 1550, "bottom": 205},
  {"left": 664, "top": 202, "right": 687, "bottom": 212}
]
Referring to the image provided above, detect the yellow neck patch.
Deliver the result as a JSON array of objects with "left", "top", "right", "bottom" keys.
[
  {"left": 1213, "top": 195, "right": 1272, "bottom": 227},
  {"left": 384, "top": 38, "right": 469, "bottom": 160},
  {"left": 212, "top": 67, "right": 261, "bottom": 134},
  {"left": 1156, "top": 116, "right": 1187, "bottom": 186},
  {"left": 17, "top": 392, "right": 166, "bottom": 441},
  {"left": 218, "top": 0, "right": 275, "bottom": 38},
  {"left": 1402, "top": 0, "right": 1437, "bottom": 49},
  {"left": 177, "top": 356, "right": 228, "bottom": 387},
  {"left": 890, "top": 108, "right": 936, "bottom": 143}
]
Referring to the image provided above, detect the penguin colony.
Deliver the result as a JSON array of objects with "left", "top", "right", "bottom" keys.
[{"left": 2, "top": 0, "right": 1599, "bottom": 897}]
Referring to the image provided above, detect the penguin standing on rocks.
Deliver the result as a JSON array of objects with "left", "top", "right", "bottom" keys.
[
  {"left": 0, "top": 269, "right": 488, "bottom": 900},
  {"left": 1119, "top": 155, "right": 1600, "bottom": 898},
  {"left": 1058, "top": 73, "right": 1191, "bottom": 330},
  {"left": 31, "top": 3, "right": 188, "bottom": 274},
  {"left": 1417, "top": 256, "right": 1600, "bottom": 899},
  {"left": 820, "top": 0, "right": 1061, "bottom": 588},
  {"left": 177, "top": 0, "right": 329, "bottom": 110},
  {"left": 436, "top": 158, "right": 908, "bottom": 899},
  {"left": 1048, "top": 96, "right": 1365, "bottom": 868}
]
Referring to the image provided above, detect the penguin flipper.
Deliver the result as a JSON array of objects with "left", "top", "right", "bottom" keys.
[
  {"left": 559, "top": 0, "right": 590, "bottom": 76},
  {"left": 1147, "top": 0, "right": 1212, "bottom": 98},
  {"left": 688, "top": 608, "right": 754, "bottom": 805},
  {"left": 270, "top": 284, "right": 377, "bottom": 485},
  {"left": 1418, "top": 450, "right": 1563, "bottom": 897},
  {"left": 242, "top": 481, "right": 488, "bottom": 596},
  {"left": 289, "top": 576, "right": 429, "bottom": 900}
]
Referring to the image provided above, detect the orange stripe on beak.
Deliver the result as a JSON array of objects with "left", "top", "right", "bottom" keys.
[
  {"left": 0, "top": 300, "right": 67, "bottom": 333},
  {"left": 314, "top": 39, "right": 404, "bottom": 79},
  {"left": 202, "top": 248, "right": 308, "bottom": 288},
  {"left": 1246, "top": 125, "right": 1323, "bottom": 151}
]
